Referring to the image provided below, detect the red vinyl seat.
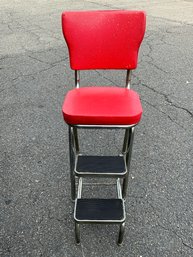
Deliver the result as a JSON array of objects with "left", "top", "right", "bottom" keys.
[{"left": 62, "top": 87, "right": 142, "bottom": 125}]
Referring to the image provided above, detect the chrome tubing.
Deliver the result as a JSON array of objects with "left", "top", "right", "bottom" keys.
[
  {"left": 122, "top": 127, "right": 135, "bottom": 199},
  {"left": 69, "top": 126, "right": 76, "bottom": 201},
  {"left": 125, "top": 70, "right": 131, "bottom": 89},
  {"left": 75, "top": 70, "right": 80, "bottom": 88}
]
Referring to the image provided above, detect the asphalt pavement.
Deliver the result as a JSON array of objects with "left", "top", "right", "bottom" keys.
[{"left": 0, "top": 0, "right": 193, "bottom": 256}]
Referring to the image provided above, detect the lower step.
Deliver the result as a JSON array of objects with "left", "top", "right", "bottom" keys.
[
  {"left": 75, "top": 155, "right": 126, "bottom": 176},
  {"left": 74, "top": 198, "right": 125, "bottom": 223}
]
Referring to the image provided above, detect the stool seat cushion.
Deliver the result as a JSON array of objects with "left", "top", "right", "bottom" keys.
[{"left": 62, "top": 87, "right": 143, "bottom": 125}]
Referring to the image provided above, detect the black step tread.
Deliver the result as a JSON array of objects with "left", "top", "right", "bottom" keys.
[
  {"left": 76, "top": 155, "right": 126, "bottom": 174},
  {"left": 75, "top": 199, "right": 125, "bottom": 222}
]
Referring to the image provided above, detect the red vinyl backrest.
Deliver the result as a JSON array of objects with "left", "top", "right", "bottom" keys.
[{"left": 61, "top": 10, "right": 146, "bottom": 70}]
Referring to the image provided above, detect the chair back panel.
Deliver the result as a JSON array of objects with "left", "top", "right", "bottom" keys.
[{"left": 62, "top": 10, "right": 146, "bottom": 70}]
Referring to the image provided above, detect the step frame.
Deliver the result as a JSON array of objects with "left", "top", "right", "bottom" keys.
[{"left": 74, "top": 178, "right": 126, "bottom": 224}]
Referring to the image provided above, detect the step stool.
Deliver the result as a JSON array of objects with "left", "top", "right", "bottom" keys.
[{"left": 61, "top": 10, "right": 146, "bottom": 245}]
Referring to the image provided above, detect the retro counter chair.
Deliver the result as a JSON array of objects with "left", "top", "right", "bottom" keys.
[{"left": 61, "top": 10, "right": 146, "bottom": 245}]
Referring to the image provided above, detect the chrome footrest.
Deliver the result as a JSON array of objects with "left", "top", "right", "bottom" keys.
[
  {"left": 75, "top": 155, "right": 126, "bottom": 177},
  {"left": 74, "top": 198, "right": 125, "bottom": 223}
]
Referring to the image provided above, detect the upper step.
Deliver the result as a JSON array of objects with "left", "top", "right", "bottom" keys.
[{"left": 75, "top": 155, "right": 127, "bottom": 177}]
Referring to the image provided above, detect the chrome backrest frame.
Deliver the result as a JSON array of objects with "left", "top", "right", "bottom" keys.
[
  {"left": 74, "top": 69, "right": 132, "bottom": 89},
  {"left": 125, "top": 70, "right": 131, "bottom": 89},
  {"left": 75, "top": 70, "right": 80, "bottom": 88}
]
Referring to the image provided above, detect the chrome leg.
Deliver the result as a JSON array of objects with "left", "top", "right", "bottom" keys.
[
  {"left": 73, "top": 127, "right": 79, "bottom": 153},
  {"left": 122, "top": 128, "right": 130, "bottom": 154},
  {"left": 69, "top": 126, "right": 76, "bottom": 201},
  {"left": 122, "top": 127, "right": 135, "bottom": 199},
  {"left": 75, "top": 222, "right": 80, "bottom": 244},
  {"left": 117, "top": 222, "right": 125, "bottom": 245}
]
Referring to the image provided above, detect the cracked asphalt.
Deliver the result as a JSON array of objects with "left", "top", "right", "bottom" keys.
[{"left": 0, "top": 0, "right": 193, "bottom": 256}]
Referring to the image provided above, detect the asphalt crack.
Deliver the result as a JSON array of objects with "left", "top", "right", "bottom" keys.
[
  {"left": 95, "top": 70, "right": 119, "bottom": 86},
  {"left": 134, "top": 74, "right": 193, "bottom": 119},
  {"left": 148, "top": 201, "right": 193, "bottom": 253},
  {"left": 142, "top": 98, "right": 186, "bottom": 130},
  {"left": 157, "top": 223, "right": 193, "bottom": 252}
]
